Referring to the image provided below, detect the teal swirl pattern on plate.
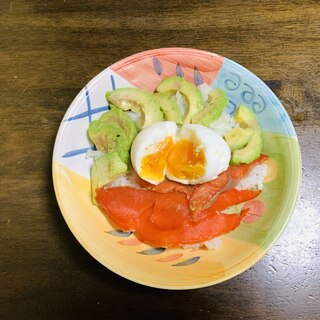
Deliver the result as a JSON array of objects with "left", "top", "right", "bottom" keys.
[{"left": 212, "top": 58, "right": 296, "bottom": 137}]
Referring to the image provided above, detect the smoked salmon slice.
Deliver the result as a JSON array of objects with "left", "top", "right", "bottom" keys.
[
  {"left": 96, "top": 185, "right": 261, "bottom": 248},
  {"left": 195, "top": 189, "right": 262, "bottom": 221},
  {"left": 139, "top": 178, "right": 195, "bottom": 199},
  {"left": 228, "top": 154, "right": 268, "bottom": 179},
  {"left": 96, "top": 187, "right": 156, "bottom": 231},
  {"left": 179, "top": 211, "right": 247, "bottom": 245},
  {"left": 189, "top": 171, "right": 230, "bottom": 216},
  {"left": 189, "top": 154, "right": 268, "bottom": 216},
  {"left": 150, "top": 192, "right": 189, "bottom": 230},
  {"left": 134, "top": 191, "right": 249, "bottom": 247}
]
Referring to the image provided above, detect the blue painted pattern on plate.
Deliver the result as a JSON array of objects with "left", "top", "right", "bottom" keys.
[
  {"left": 138, "top": 247, "right": 166, "bottom": 255},
  {"left": 212, "top": 58, "right": 296, "bottom": 137},
  {"left": 172, "top": 256, "right": 200, "bottom": 266}
]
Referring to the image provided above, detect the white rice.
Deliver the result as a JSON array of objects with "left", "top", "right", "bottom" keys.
[
  {"left": 106, "top": 170, "right": 141, "bottom": 188},
  {"left": 203, "top": 237, "right": 222, "bottom": 250},
  {"left": 182, "top": 237, "right": 222, "bottom": 250},
  {"left": 209, "top": 112, "right": 239, "bottom": 137},
  {"left": 85, "top": 149, "right": 105, "bottom": 159},
  {"left": 181, "top": 243, "right": 202, "bottom": 250},
  {"left": 175, "top": 91, "right": 187, "bottom": 117},
  {"left": 127, "top": 111, "right": 140, "bottom": 123},
  {"left": 235, "top": 164, "right": 267, "bottom": 190},
  {"left": 197, "top": 83, "right": 212, "bottom": 102}
]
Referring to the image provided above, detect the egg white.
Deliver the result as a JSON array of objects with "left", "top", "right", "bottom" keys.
[
  {"left": 130, "top": 121, "right": 177, "bottom": 185},
  {"left": 165, "top": 124, "right": 231, "bottom": 185},
  {"left": 130, "top": 122, "right": 231, "bottom": 185}
]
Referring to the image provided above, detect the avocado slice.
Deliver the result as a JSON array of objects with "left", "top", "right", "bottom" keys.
[
  {"left": 156, "top": 76, "right": 203, "bottom": 124},
  {"left": 228, "top": 105, "right": 263, "bottom": 164},
  {"left": 90, "top": 152, "right": 127, "bottom": 205},
  {"left": 224, "top": 127, "right": 254, "bottom": 151},
  {"left": 88, "top": 121, "right": 130, "bottom": 164},
  {"left": 234, "top": 105, "right": 259, "bottom": 128},
  {"left": 87, "top": 106, "right": 136, "bottom": 164},
  {"left": 106, "top": 88, "right": 163, "bottom": 130},
  {"left": 98, "top": 106, "right": 137, "bottom": 147},
  {"left": 154, "top": 92, "right": 183, "bottom": 125},
  {"left": 191, "top": 88, "right": 228, "bottom": 126},
  {"left": 231, "top": 128, "right": 262, "bottom": 165}
]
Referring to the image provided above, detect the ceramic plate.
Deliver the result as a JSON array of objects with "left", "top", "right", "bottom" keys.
[{"left": 52, "top": 48, "right": 301, "bottom": 289}]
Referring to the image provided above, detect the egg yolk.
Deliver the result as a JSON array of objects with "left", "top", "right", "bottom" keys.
[
  {"left": 140, "top": 137, "right": 174, "bottom": 182},
  {"left": 167, "top": 140, "right": 206, "bottom": 180}
]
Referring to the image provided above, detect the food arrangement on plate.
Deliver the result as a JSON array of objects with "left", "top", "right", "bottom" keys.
[
  {"left": 87, "top": 75, "right": 271, "bottom": 249},
  {"left": 52, "top": 48, "right": 301, "bottom": 289}
]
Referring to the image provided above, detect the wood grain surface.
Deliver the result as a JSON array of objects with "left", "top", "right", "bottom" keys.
[{"left": 0, "top": 1, "right": 319, "bottom": 319}]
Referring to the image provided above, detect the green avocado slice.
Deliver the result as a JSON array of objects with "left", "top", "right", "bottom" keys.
[
  {"left": 231, "top": 128, "right": 262, "bottom": 165},
  {"left": 106, "top": 88, "right": 163, "bottom": 129},
  {"left": 156, "top": 76, "right": 203, "bottom": 124},
  {"left": 154, "top": 92, "right": 183, "bottom": 125},
  {"left": 98, "top": 106, "right": 137, "bottom": 147},
  {"left": 234, "top": 105, "right": 259, "bottom": 128},
  {"left": 90, "top": 152, "right": 127, "bottom": 205},
  {"left": 224, "top": 127, "right": 254, "bottom": 152},
  {"left": 228, "top": 105, "right": 263, "bottom": 164},
  {"left": 191, "top": 88, "right": 228, "bottom": 126},
  {"left": 87, "top": 121, "right": 130, "bottom": 164}
]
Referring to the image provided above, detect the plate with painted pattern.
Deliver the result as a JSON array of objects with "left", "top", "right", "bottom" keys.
[{"left": 52, "top": 48, "right": 301, "bottom": 289}]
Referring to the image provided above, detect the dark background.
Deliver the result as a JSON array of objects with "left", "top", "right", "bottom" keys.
[{"left": 1, "top": 1, "right": 319, "bottom": 319}]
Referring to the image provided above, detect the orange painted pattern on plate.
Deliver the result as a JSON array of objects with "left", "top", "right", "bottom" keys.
[
  {"left": 241, "top": 200, "right": 265, "bottom": 224},
  {"left": 118, "top": 238, "right": 142, "bottom": 246},
  {"left": 111, "top": 48, "right": 224, "bottom": 91},
  {"left": 157, "top": 253, "right": 184, "bottom": 262}
]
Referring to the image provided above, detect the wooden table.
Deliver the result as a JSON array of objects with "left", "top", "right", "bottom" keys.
[{"left": 1, "top": 1, "right": 319, "bottom": 319}]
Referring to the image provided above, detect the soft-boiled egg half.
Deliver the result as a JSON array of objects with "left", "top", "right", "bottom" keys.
[{"left": 130, "top": 121, "right": 231, "bottom": 185}]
